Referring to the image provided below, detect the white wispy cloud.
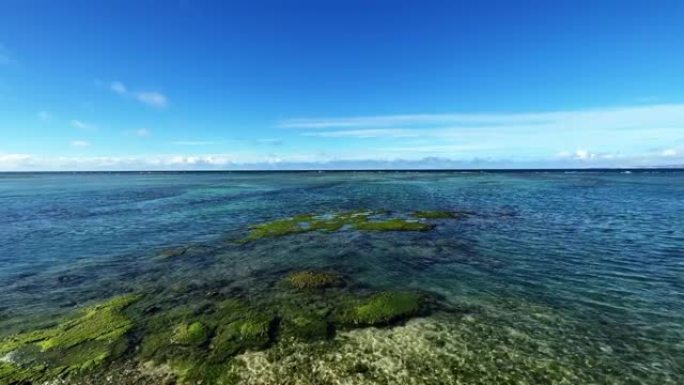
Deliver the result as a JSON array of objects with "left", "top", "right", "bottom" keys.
[
  {"left": 136, "top": 92, "right": 168, "bottom": 108},
  {"left": 110, "top": 81, "right": 127, "bottom": 94},
  {"left": 662, "top": 148, "right": 679, "bottom": 157},
  {"left": 71, "top": 119, "right": 98, "bottom": 131},
  {"left": 108, "top": 81, "right": 169, "bottom": 108},
  {"left": 282, "top": 104, "right": 684, "bottom": 165},
  {"left": 70, "top": 140, "right": 91, "bottom": 148},
  {"left": 1, "top": 149, "right": 682, "bottom": 172},
  {"left": 280, "top": 104, "right": 684, "bottom": 133},
  {"left": 304, "top": 128, "right": 420, "bottom": 138}
]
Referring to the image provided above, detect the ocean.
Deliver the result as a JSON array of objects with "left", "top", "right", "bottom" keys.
[{"left": 0, "top": 171, "right": 682, "bottom": 384}]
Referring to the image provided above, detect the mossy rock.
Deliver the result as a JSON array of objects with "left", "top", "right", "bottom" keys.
[
  {"left": 172, "top": 322, "right": 209, "bottom": 346},
  {"left": 412, "top": 210, "right": 467, "bottom": 219},
  {"left": 280, "top": 313, "right": 330, "bottom": 341},
  {"left": 210, "top": 313, "right": 274, "bottom": 362},
  {"left": 0, "top": 294, "right": 139, "bottom": 383},
  {"left": 339, "top": 291, "right": 424, "bottom": 326},
  {"left": 353, "top": 218, "right": 434, "bottom": 232},
  {"left": 286, "top": 270, "right": 341, "bottom": 289},
  {"left": 237, "top": 214, "right": 315, "bottom": 243},
  {"left": 165, "top": 358, "right": 236, "bottom": 385},
  {"left": 237, "top": 210, "right": 435, "bottom": 243}
]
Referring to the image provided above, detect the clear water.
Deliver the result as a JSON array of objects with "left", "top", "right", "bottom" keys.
[{"left": 1, "top": 171, "right": 683, "bottom": 383}]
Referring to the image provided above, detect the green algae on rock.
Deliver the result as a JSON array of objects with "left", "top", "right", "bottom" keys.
[
  {"left": 279, "top": 313, "right": 330, "bottom": 341},
  {"left": 340, "top": 291, "right": 424, "bottom": 326},
  {"left": 286, "top": 270, "right": 341, "bottom": 289},
  {"left": 238, "top": 210, "right": 436, "bottom": 243},
  {"left": 172, "top": 322, "right": 209, "bottom": 346},
  {"left": 353, "top": 218, "right": 434, "bottom": 232},
  {"left": 412, "top": 210, "right": 468, "bottom": 219},
  {"left": 0, "top": 294, "right": 139, "bottom": 384},
  {"left": 210, "top": 313, "right": 274, "bottom": 362}
]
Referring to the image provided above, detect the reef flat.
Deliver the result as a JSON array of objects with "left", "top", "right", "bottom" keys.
[
  {"left": 0, "top": 271, "right": 437, "bottom": 385},
  {"left": 237, "top": 210, "right": 464, "bottom": 243},
  {"left": 2, "top": 172, "right": 683, "bottom": 385}
]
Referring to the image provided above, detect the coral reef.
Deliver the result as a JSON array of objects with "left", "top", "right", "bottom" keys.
[
  {"left": 0, "top": 271, "right": 440, "bottom": 385},
  {"left": 238, "top": 210, "right": 436, "bottom": 243},
  {"left": 0, "top": 294, "right": 139, "bottom": 384}
]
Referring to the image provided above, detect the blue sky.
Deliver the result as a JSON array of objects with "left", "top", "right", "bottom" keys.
[{"left": 1, "top": 0, "right": 684, "bottom": 170}]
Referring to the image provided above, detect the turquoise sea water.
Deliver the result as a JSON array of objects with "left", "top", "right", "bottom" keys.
[{"left": 0, "top": 171, "right": 683, "bottom": 384}]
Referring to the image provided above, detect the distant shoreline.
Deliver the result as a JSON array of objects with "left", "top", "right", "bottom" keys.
[{"left": 1, "top": 168, "right": 683, "bottom": 174}]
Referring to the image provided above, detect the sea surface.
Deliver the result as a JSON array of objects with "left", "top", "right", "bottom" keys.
[{"left": 1, "top": 171, "right": 683, "bottom": 384}]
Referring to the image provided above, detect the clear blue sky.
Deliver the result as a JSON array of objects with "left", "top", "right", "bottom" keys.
[{"left": 1, "top": 0, "right": 683, "bottom": 170}]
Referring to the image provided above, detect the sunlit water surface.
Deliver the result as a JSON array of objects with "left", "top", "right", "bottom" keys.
[{"left": 0, "top": 171, "right": 682, "bottom": 384}]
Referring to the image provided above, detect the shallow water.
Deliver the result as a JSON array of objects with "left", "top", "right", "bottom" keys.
[{"left": 1, "top": 171, "right": 683, "bottom": 384}]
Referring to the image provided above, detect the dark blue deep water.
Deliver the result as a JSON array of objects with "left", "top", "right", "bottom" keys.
[{"left": 1, "top": 171, "right": 683, "bottom": 384}]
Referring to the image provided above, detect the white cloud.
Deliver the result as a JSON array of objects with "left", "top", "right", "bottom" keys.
[
  {"left": 136, "top": 92, "right": 168, "bottom": 108},
  {"left": 110, "top": 81, "right": 127, "bottom": 94},
  {"left": 108, "top": 81, "right": 168, "bottom": 108},
  {"left": 279, "top": 105, "right": 684, "bottom": 131},
  {"left": 304, "top": 128, "right": 419, "bottom": 138},
  {"left": 0, "top": 153, "right": 32, "bottom": 168},
  {"left": 574, "top": 149, "right": 594, "bottom": 160},
  {"left": 1, "top": 146, "right": 683, "bottom": 171},
  {"left": 71, "top": 119, "right": 98, "bottom": 131},
  {"left": 662, "top": 148, "right": 678, "bottom": 157},
  {"left": 70, "top": 140, "right": 91, "bottom": 148},
  {"left": 37, "top": 111, "right": 52, "bottom": 122}
]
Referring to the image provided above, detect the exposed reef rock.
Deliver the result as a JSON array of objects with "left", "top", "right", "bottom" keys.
[
  {"left": 0, "top": 270, "right": 440, "bottom": 385},
  {"left": 0, "top": 294, "right": 139, "bottom": 384},
  {"left": 238, "top": 210, "right": 440, "bottom": 243},
  {"left": 339, "top": 291, "right": 425, "bottom": 326}
]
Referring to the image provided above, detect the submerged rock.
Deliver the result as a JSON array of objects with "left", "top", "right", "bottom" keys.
[
  {"left": 0, "top": 294, "right": 139, "bottom": 384},
  {"left": 412, "top": 210, "right": 468, "bottom": 219},
  {"left": 172, "top": 322, "right": 209, "bottom": 346},
  {"left": 238, "top": 210, "right": 438, "bottom": 243},
  {"left": 354, "top": 218, "right": 434, "bottom": 232},
  {"left": 155, "top": 245, "right": 213, "bottom": 260},
  {"left": 210, "top": 313, "right": 274, "bottom": 362},
  {"left": 286, "top": 270, "right": 341, "bottom": 289},
  {"left": 339, "top": 291, "right": 425, "bottom": 326},
  {"left": 279, "top": 313, "right": 330, "bottom": 342}
]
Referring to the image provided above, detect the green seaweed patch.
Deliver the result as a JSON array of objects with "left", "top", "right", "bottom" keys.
[
  {"left": 353, "top": 218, "right": 434, "bottom": 232},
  {"left": 172, "top": 322, "right": 209, "bottom": 346},
  {"left": 286, "top": 270, "right": 341, "bottom": 289},
  {"left": 238, "top": 210, "right": 435, "bottom": 243},
  {"left": 412, "top": 210, "right": 468, "bottom": 219},
  {"left": 0, "top": 294, "right": 139, "bottom": 383},
  {"left": 238, "top": 214, "right": 317, "bottom": 243},
  {"left": 339, "top": 292, "right": 425, "bottom": 326},
  {"left": 210, "top": 312, "right": 274, "bottom": 362},
  {"left": 279, "top": 313, "right": 330, "bottom": 342}
]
